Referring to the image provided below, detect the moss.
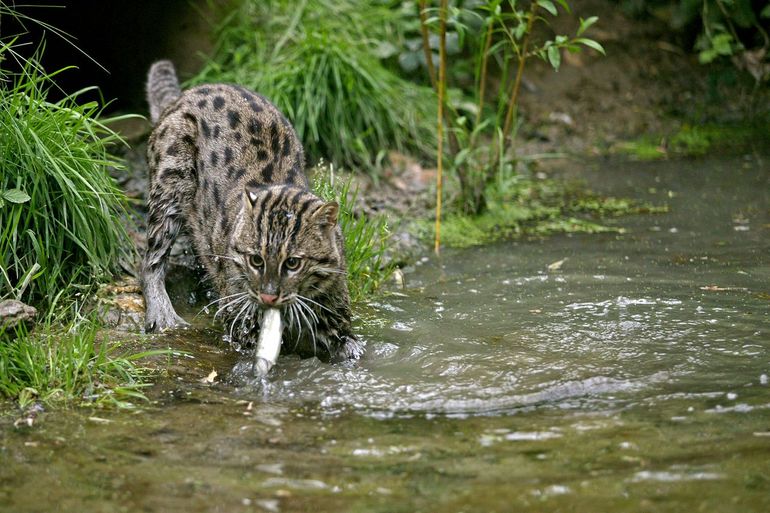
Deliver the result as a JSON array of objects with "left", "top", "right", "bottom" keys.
[
  {"left": 420, "top": 178, "right": 664, "bottom": 248},
  {"left": 612, "top": 122, "right": 766, "bottom": 160}
]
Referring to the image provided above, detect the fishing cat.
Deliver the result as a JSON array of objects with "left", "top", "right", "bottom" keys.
[{"left": 141, "top": 60, "right": 362, "bottom": 362}]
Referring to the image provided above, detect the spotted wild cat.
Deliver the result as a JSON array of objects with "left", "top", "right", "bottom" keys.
[{"left": 141, "top": 60, "right": 362, "bottom": 362}]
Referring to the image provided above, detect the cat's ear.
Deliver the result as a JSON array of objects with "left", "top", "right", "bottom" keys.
[
  {"left": 313, "top": 201, "right": 339, "bottom": 231},
  {"left": 244, "top": 186, "right": 259, "bottom": 208}
]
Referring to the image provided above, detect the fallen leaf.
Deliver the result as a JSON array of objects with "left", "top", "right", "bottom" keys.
[
  {"left": 547, "top": 258, "right": 567, "bottom": 271},
  {"left": 201, "top": 369, "right": 218, "bottom": 384},
  {"left": 14, "top": 417, "right": 34, "bottom": 428}
]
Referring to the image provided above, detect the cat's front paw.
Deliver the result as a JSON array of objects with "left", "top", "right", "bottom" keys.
[
  {"left": 333, "top": 335, "right": 364, "bottom": 362},
  {"left": 144, "top": 306, "right": 189, "bottom": 333}
]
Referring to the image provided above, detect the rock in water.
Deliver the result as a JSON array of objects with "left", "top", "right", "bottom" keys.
[{"left": 0, "top": 300, "right": 37, "bottom": 331}]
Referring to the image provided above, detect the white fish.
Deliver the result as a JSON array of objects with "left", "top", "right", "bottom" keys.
[{"left": 253, "top": 308, "right": 283, "bottom": 376}]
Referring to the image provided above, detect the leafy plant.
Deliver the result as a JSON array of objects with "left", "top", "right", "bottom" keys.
[
  {"left": 312, "top": 164, "right": 395, "bottom": 301},
  {"left": 418, "top": 0, "right": 605, "bottom": 250},
  {"left": 193, "top": 0, "right": 437, "bottom": 171},
  {"left": 693, "top": 0, "right": 769, "bottom": 77},
  {"left": 622, "top": 0, "right": 770, "bottom": 82},
  {"left": 0, "top": 55, "right": 132, "bottom": 309}
]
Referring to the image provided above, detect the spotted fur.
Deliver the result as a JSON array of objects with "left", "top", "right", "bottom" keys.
[{"left": 141, "top": 60, "right": 361, "bottom": 361}]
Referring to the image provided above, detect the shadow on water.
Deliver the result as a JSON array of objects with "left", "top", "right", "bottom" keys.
[{"left": 2, "top": 156, "right": 769, "bottom": 512}]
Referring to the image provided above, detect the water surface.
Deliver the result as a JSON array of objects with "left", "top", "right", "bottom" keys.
[{"left": 2, "top": 156, "right": 769, "bottom": 512}]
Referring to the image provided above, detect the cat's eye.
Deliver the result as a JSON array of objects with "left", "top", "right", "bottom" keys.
[
  {"left": 283, "top": 257, "right": 301, "bottom": 271},
  {"left": 249, "top": 254, "right": 264, "bottom": 269}
]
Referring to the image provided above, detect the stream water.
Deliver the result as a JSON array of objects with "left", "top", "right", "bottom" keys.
[{"left": 2, "top": 156, "right": 769, "bottom": 512}]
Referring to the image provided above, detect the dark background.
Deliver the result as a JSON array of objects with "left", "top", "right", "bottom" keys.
[{"left": 1, "top": 0, "right": 215, "bottom": 112}]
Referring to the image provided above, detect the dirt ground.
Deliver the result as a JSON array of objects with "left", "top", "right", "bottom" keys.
[{"left": 517, "top": 0, "right": 764, "bottom": 154}]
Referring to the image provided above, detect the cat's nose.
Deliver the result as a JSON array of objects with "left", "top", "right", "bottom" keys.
[{"left": 260, "top": 293, "right": 279, "bottom": 305}]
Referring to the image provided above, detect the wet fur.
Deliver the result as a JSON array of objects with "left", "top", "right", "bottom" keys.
[{"left": 141, "top": 60, "right": 362, "bottom": 361}]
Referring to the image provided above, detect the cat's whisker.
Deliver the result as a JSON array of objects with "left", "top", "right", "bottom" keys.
[
  {"left": 294, "top": 297, "right": 320, "bottom": 355},
  {"left": 197, "top": 253, "right": 240, "bottom": 263},
  {"left": 293, "top": 298, "right": 317, "bottom": 351},
  {"left": 297, "top": 294, "right": 333, "bottom": 315},
  {"left": 295, "top": 296, "right": 319, "bottom": 324},
  {"left": 288, "top": 303, "right": 302, "bottom": 351},
  {"left": 239, "top": 301, "right": 257, "bottom": 335},
  {"left": 229, "top": 298, "right": 252, "bottom": 341},
  {"left": 201, "top": 291, "right": 247, "bottom": 314},
  {"left": 215, "top": 294, "right": 250, "bottom": 320}
]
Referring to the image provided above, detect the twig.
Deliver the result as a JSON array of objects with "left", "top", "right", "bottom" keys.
[
  {"left": 434, "top": 0, "right": 448, "bottom": 255},
  {"left": 474, "top": 19, "right": 494, "bottom": 133},
  {"left": 502, "top": 2, "right": 537, "bottom": 153},
  {"left": 417, "top": 0, "right": 460, "bottom": 157}
]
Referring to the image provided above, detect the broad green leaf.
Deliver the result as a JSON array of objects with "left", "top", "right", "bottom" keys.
[
  {"left": 762, "top": 5, "right": 770, "bottom": 18},
  {"left": 699, "top": 48, "right": 718, "bottom": 64},
  {"left": 576, "top": 38, "right": 606, "bottom": 55},
  {"left": 2, "top": 189, "right": 31, "bottom": 204},
  {"left": 712, "top": 33, "right": 734, "bottom": 56},
  {"left": 515, "top": 22, "right": 526, "bottom": 40},
  {"left": 547, "top": 45, "right": 561, "bottom": 70},
  {"left": 538, "top": 0, "right": 558, "bottom": 16},
  {"left": 578, "top": 16, "right": 599, "bottom": 36}
]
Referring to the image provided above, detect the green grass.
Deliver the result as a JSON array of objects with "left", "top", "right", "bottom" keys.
[
  {"left": 192, "top": 0, "right": 437, "bottom": 171},
  {"left": 0, "top": 23, "right": 150, "bottom": 408},
  {"left": 0, "top": 320, "right": 159, "bottom": 408},
  {"left": 312, "top": 164, "right": 394, "bottom": 301},
  {"left": 0, "top": 58, "right": 132, "bottom": 311}
]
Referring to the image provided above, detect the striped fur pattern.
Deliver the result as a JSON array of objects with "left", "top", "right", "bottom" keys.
[{"left": 141, "top": 60, "right": 361, "bottom": 362}]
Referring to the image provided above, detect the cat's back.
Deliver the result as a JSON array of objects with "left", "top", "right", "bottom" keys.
[{"left": 151, "top": 80, "right": 307, "bottom": 189}]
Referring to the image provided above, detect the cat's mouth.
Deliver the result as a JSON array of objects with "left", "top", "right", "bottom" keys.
[{"left": 258, "top": 294, "right": 284, "bottom": 307}]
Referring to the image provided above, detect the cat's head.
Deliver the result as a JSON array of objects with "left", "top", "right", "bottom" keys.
[{"left": 229, "top": 184, "right": 344, "bottom": 308}]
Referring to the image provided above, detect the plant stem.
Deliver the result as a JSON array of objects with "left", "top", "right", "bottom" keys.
[
  {"left": 474, "top": 19, "right": 494, "bottom": 132},
  {"left": 502, "top": 2, "right": 537, "bottom": 153},
  {"left": 434, "top": 0, "right": 448, "bottom": 255},
  {"left": 418, "top": 0, "right": 437, "bottom": 90},
  {"left": 417, "top": 0, "right": 459, "bottom": 157}
]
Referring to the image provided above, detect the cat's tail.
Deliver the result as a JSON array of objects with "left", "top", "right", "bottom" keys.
[{"left": 146, "top": 60, "right": 182, "bottom": 124}]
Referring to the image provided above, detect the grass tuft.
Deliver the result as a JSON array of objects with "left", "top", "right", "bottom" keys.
[
  {"left": 0, "top": 320, "right": 158, "bottom": 408},
  {"left": 312, "top": 164, "right": 394, "bottom": 301},
  {"left": 192, "top": 0, "right": 437, "bottom": 171},
  {"left": 0, "top": 56, "right": 131, "bottom": 310}
]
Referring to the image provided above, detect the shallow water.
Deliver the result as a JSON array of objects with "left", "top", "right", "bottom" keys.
[{"left": 2, "top": 156, "right": 769, "bottom": 512}]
